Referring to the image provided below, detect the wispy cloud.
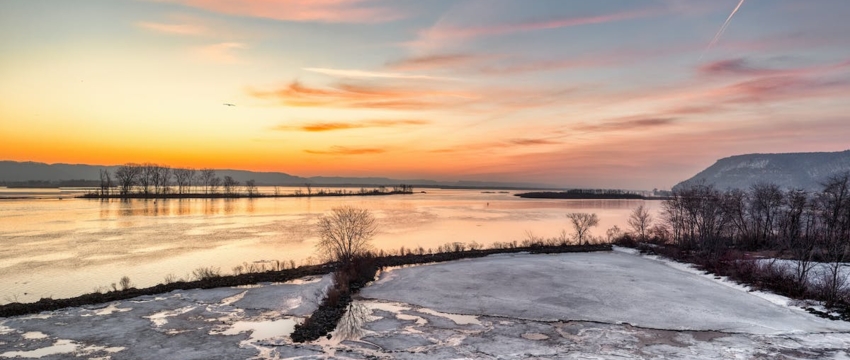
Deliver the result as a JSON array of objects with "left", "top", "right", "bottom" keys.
[
  {"left": 192, "top": 42, "right": 247, "bottom": 63},
  {"left": 275, "top": 119, "right": 430, "bottom": 132},
  {"left": 409, "top": 8, "right": 656, "bottom": 52},
  {"left": 249, "top": 80, "right": 473, "bottom": 110},
  {"left": 699, "top": 57, "right": 850, "bottom": 77},
  {"left": 713, "top": 75, "right": 850, "bottom": 104},
  {"left": 385, "top": 53, "right": 487, "bottom": 71},
  {"left": 303, "top": 67, "right": 456, "bottom": 81},
  {"left": 508, "top": 138, "right": 560, "bottom": 146},
  {"left": 573, "top": 117, "right": 678, "bottom": 133},
  {"left": 305, "top": 146, "right": 386, "bottom": 155},
  {"left": 432, "top": 10, "right": 652, "bottom": 40},
  {"left": 137, "top": 21, "right": 207, "bottom": 36},
  {"left": 155, "top": 0, "right": 404, "bottom": 23}
]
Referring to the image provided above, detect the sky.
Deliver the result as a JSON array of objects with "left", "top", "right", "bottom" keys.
[{"left": 1, "top": 0, "right": 849, "bottom": 189}]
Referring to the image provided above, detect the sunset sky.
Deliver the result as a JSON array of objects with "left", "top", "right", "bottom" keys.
[{"left": 1, "top": 0, "right": 849, "bottom": 189}]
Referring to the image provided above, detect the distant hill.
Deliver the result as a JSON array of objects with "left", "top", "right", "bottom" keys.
[
  {"left": 673, "top": 150, "right": 850, "bottom": 192},
  {"left": 0, "top": 161, "right": 550, "bottom": 189}
]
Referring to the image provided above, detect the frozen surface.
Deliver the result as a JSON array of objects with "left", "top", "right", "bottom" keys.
[
  {"left": 363, "top": 251, "right": 850, "bottom": 335},
  {"left": 3, "top": 253, "right": 850, "bottom": 359},
  {"left": 0, "top": 275, "right": 331, "bottom": 360}
]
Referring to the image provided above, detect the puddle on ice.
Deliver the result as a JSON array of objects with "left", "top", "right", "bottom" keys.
[
  {"left": 220, "top": 319, "right": 298, "bottom": 341},
  {"left": 365, "top": 301, "right": 480, "bottom": 326},
  {"left": 0, "top": 339, "right": 78, "bottom": 358},
  {"left": 366, "top": 302, "right": 427, "bottom": 326}
]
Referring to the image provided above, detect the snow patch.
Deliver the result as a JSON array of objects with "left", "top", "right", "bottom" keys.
[{"left": 0, "top": 339, "right": 78, "bottom": 358}]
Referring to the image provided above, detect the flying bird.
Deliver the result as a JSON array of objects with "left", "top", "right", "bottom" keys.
[
  {"left": 701, "top": 0, "right": 746, "bottom": 60},
  {"left": 223, "top": 103, "right": 236, "bottom": 107}
]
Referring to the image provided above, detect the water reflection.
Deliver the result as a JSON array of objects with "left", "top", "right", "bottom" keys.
[
  {"left": 2, "top": 188, "right": 664, "bottom": 303},
  {"left": 97, "top": 198, "right": 254, "bottom": 218},
  {"left": 333, "top": 302, "right": 370, "bottom": 341},
  {"left": 223, "top": 199, "right": 236, "bottom": 215},
  {"left": 245, "top": 198, "right": 255, "bottom": 214}
]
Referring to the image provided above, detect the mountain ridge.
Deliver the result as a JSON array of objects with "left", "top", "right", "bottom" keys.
[
  {"left": 673, "top": 150, "right": 850, "bottom": 191},
  {"left": 0, "top": 160, "right": 552, "bottom": 189}
]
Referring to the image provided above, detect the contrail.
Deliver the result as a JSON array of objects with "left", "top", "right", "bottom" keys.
[{"left": 701, "top": 0, "right": 746, "bottom": 59}]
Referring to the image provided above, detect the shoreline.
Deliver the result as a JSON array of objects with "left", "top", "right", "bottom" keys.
[
  {"left": 515, "top": 191, "right": 671, "bottom": 200},
  {"left": 0, "top": 244, "right": 611, "bottom": 318},
  {"left": 76, "top": 190, "right": 415, "bottom": 200}
]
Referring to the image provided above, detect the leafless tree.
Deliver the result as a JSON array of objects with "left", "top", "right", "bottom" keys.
[
  {"left": 115, "top": 163, "right": 141, "bottom": 196},
  {"left": 99, "top": 169, "right": 112, "bottom": 196},
  {"left": 153, "top": 165, "right": 171, "bottom": 195},
  {"left": 209, "top": 176, "right": 221, "bottom": 194},
  {"left": 305, "top": 183, "right": 312, "bottom": 196},
  {"left": 606, "top": 225, "right": 622, "bottom": 243},
  {"left": 316, "top": 206, "right": 377, "bottom": 263},
  {"left": 140, "top": 163, "right": 157, "bottom": 195},
  {"left": 722, "top": 188, "right": 754, "bottom": 246},
  {"left": 173, "top": 168, "right": 195, "bottom": 195},
  {"left": 199, "top": 168, "right": 216, "bottom": 194},
  {"left": 245, "top": 179, "right": 257, "bottom": 197},
  {"left": 816, "top": 173, "right": 850, "bottom": 304},
  {"left": 223, "top": 176, "right": 239, "bottom": 196},
  {"left": 750, "top": 182, "right": 784, "bottom": 249},
  {"left": 566, "top": 212, "right": 599, "bottom": 245},
  {"left": 664, "top": 182, "right": 727, "bottom": 256},
  {"left": 779, "top": 195, "right": 819, "bottom": 288},
  {"left": 628, "top": 204, "right": 652, "bottom": 240}
]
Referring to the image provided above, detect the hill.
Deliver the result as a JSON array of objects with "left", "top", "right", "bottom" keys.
[
  {"left": 0, "top": 161, "right": 549, "bottom": 189},
  {"left": 673, "top": 150, "right": 850, "bottom": 191}
]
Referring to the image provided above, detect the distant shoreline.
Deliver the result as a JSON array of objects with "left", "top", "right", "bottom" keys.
[
  {"left": 77, "top": 190, "right": 415, "bottom": 200},
  {"left": 515, "top": 191, "right": 671, "bottom": 200}
]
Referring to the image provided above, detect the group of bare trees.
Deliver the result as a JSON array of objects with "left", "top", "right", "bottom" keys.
[
  {"left": 102, "top": 163, "right": 258, "bottom": 197},
  {"left": 655, "top": 174, "right": 850, "bottom": 303}
]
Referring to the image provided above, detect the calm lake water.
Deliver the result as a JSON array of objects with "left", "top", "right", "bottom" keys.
[{"left": 0, "top": 187, "right": 661, "bottom": 304}]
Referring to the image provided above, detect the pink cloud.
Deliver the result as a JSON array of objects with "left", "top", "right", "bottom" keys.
[
  {"left": 275, "top": 119, "right": 430, "bottom": 132},
  {"left": 158, "top": 0, "right": 404, "bottom": 23},
  {"left": 409, "top": 8, "right": 656, "bottom": 52},
  {"left": 248, "top": 80, "right": 474, "bottom": 110},
  {"left": 699, "top": 57, "right": 850, "bottom": 77}
]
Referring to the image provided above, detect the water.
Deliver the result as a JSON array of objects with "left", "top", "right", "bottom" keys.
[{"left": 0, "top": 187, "right": 661, "bottom": 304}]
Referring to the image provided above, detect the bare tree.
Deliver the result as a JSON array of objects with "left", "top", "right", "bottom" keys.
[
  {"left": 115, "top": 163, "right": 141, "bottom": 196},
  {"left": 209, "top": 176, "right": 221, "bottom": 195},
  {"left": 199, "top": 168, "right": 216, "bottom": 194},
  {"left": 173, "top": 168, "right": 195, "bottom": 195},
  {"left": 628, "top": 204, "right": 652, "bottom": 240},
  {"left": 817, "top": 173, "right": 850, "bottom": 305},
  {"left": 223, "top": 176, "right": 239, "bottom": 196},
  {"left": 140, "top": 163, "right": 157, "bottom": 195},
  {"left": 245, "top": 179, "right": 258, "bottom": 197},
  {"left": 316, "top": 206, "right": 377, "bottom": 263},
  {"left": 153, "top": 165, "right": 171, "bottom": 195},
  {"left": 566, "top": 212, "right": 599, "bottom": 245},
  {"left": 99, "top": 169, "right": 112, "bottom": 196},
  {"left": 750, "top": 182, "right": 784, "bottom": 249},
  {"left": 305, "top": 183, "right": 312, "bottom": 196}
]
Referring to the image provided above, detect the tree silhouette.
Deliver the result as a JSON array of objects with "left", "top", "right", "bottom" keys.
[
  {"left": 316, "top": 206, "right": 377, "bottom": 263},
  {"left": 566, "top": 212, "right": 599, "bottom": 245}
]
